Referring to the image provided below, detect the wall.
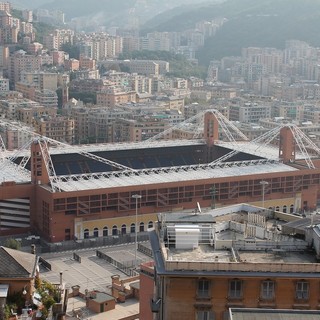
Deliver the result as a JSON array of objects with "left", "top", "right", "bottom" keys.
[{"left": 163, "top": 275, "right": 320, "bottom": 320}]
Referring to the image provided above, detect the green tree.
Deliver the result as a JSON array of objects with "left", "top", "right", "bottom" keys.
[
  {"left": 61, "top": 43, "right": 80, "bottom": 59},
  {"left": 5, "top": 238, "right": 21, "bottom": 250},
  {"left": 33, "top": 22, "right": 55, "bottom": 43}
]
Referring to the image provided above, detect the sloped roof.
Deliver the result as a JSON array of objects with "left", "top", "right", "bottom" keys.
[{"left": 0, "top": 247, "right": 38, "bottom": 278}]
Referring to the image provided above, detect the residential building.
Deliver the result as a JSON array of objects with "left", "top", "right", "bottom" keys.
[
  {"left": 0, "top": 98, "right": 39, "bottom": 120},
  {"left": 0, "top": 246, "right": 39, "bottom": 315},
  {"left": 112, "top": 117, "right": 169, "bottom": 142},
  {"left": 0, "top": 2, "right": 11, "bottom": 12},
  {"left": 34, "top": 89, "right": 58, "bottom": 108},
  {"left": 17, "top": 105, "right": 57, "bottom": 126},
  {"left": 229, "top": 102, "right": 272, "bottom": 123},
  {"left": 96, "top": 88, "right": 136, "bottom": 108},
  {"left": 9, "top": 50, "right": 41, "bottom": 84},
  {"left": 0, "top": 121, "right": 34, "bottom": 149},
  {"left": 148, "top": 204, "right": 320, "bottom": 320},
  {"left": 20, "top": 71, "right": 58, "bottom": 91},
  {"left": 88, "top": 108, "right": 130, "bottom": 143},
  {"left": 64, "top": 58, "right": 79, "bottom": 71},
  {"left": 140, "top": 32, "right": 170, "bottom": 52},
  {"left": 34, "top": 116, "right": 75, "bottom": 144},
  {"left": 0, "top": 77, "right": 9, "bottom": 91}
]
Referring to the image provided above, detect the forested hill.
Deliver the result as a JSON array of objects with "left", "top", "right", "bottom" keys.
[{"left": 143, "top": 0, "right": 320, "bottom": 65}]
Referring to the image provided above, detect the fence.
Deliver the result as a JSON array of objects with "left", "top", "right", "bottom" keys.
[
  {"left": 96, "top": 250, "right": 139, "bottom": 277},
  {"left": 40, "top": 232, "right": 150, "bottom": 253},
  {"left": 138, "top": 243, "right": 153, "bottom": 258}
]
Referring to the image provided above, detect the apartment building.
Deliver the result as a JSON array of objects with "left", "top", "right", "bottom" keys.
[
  {"left": 88, "top": 108, "right": 130, "bottom": 143},
  {"left": 34, "top": 115, "right": 74, "bottom": 144},
  {"left": 79, "top": 55, "right": 96, "bottom": 70},
  {"left": 0, "top": 121, "right": 34, "bottom": 150},
  {"left": 26, "top": 42, "right": 43, "bottom": 55},
  {"left": 9, "top": 51, "right": 41, "bottom": 84},
  {"left": 157, "top": 96, "right": 185, "bottom": 112},
  {"left": 129, "top": 74, "right": 152, "bottom": 94},
  {"left": 70, "top": 79, "right": 107, "bottom": 93},
  {"left": 14, "top": 82, "right": 37, "bottom": 100},
  {"left": 20, "top": 71, "right": 58, "bottom": 91},
  {"left": 125, "top": 60, "right": 160, "bottom": 76},
  {"left": 78, "top": 35, "right": 123, "bottom": 60},
  {"left": 229, "top": 102, "right": 272, "bottom": 123},
  {"left": 112, "top": 117, "right": 169, "bottom": 142},
  {"left": 64, "top": 58, "right": 79, "bottom": 71},
  {"left": 0, "top": 1, "right": 11, "bottom": 12},
  {"left": 96, "top": 88, "right": 136, "bottom": 108},
  {"left": 140, "top": 32, "right": 170, "bottom": 52},
  {"left": 0, "top": 98, "right": 39, "bottom": 120},
  {"left": 0, "top": 10, "right": 17, "bottom": 44},
  {"left": 0, "top": 45, "right": 9, "bottom": 69},
  {"left": 122, "top": 36, "right": 140, "bottom": 53},
  {"left": 0, "top": 77, "right": 9, "bottom": 91},
  {"left": 71, "top": 106, "right": 90, "bottom": 144},
  {"left": 34, "top": 89, "right": 58, "bottom": 108},
  {"left": 17, "top": 105, "right": 57, "bottom": 126},
  {"left": 51, "top": 50, "right": 66, "bottom": 66},
  {"left": 149, "top": 204, "right": 320, "bottom": 320}
]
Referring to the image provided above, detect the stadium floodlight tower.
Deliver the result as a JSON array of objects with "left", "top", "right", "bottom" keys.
[{"left": 132, "top": 194, "right": 142, "bottom": 269}]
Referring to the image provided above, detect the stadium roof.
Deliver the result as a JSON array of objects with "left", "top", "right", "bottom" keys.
[
  {"left": 50, "top": 160, "right": 298, "bottom": 192},
  {"left": 0, "top": 162, "right": 31, "bottom": 184},
  {"left": 47, "top": 139, "right": 206, "bottom": 155}
]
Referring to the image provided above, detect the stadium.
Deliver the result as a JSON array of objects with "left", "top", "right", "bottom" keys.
[{"left": 0, "top": 110, "right": 320, "bottom": 242}]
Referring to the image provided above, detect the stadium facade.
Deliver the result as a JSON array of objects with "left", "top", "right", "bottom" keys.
[{"left": 0, "top": 111, "right": 320, "bottom": 242}]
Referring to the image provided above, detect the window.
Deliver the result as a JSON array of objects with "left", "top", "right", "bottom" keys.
[
  {"left": 84, "top": 229, "right": 89, "bottom": 239},
  {"left": 112, "top": 225, "right": 118, "bottom": 236},
  {"left": 121, "top": 224, "right": 127, "bottom": 234},
  {"left": 65, "top": 228, "right": 71, "bottom": 241},
  {"left": 196, "top": 310, "right": 214, "bottom": 320},
  {"left": 261, "top": 280, "right": 274, "bottom": 300},
  {"left": 103, "top": 226, "right": 108, "bottom": 236},
  {"left": 130, "top": 223, "right": 135, "bottom": 233},
  {"left": 296, "top": 281, "right": 309, "bottom": 300},
  {"left": 290, "top": 204, "right": 294, "bottom": 213},
  {"left": 197, "top": 279, "right": 210, "bottom": 298},
  {"left": 139, "top": 222, "right": 144, "bottom": 232},
  {"left": 229, "top": 279, "right": 242, "bottom": 299},
  {"left": 93, "top": 228, "right": 99, "bottom": 237},
  {"left": 148, "top": 221, "right": 154, "bottom": 229}
]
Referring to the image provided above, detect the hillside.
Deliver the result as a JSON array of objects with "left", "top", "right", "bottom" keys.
[
  {"left": 10, "top": 0, "right": 52, "bottom": 9},
  {"left": 143, "top": 0, "right": 320, "bottom": 65},
  {"left": 37, "top": 0, "right": 210, "bottom": 21},
  {"left": 39, "top": 0, "right": 136, "bottom": 20}
]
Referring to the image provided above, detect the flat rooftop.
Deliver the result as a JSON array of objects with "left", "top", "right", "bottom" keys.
[
  {"left": 39, "top": 243, "right": 152, "bottom": 292},
  {"left": 167, "top": 244, "right": 316, "bottom": 264},
  {"left": 151, "top": 204, "right": 320, "bottom": 275}
]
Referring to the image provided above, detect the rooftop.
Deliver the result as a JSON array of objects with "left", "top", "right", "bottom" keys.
[
  {"left": 49, "top": 160, "right": 295, "bottom": 192},
  {"left": 230, "top": 308, "right": 320, "bottom": 320},
  {"left": 150, "top": 204, "right": 320, "bottom": 276}
]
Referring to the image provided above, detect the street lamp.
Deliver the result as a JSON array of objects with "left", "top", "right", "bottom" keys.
[
  {"left": 209, "top": 185, "right": 216, "bottom": 209},
  {"left": 22, "top": 285, "right": 27, "bottom": 296},
  {"left": 260, "top": 181, "right": 269, "bottom": 208},
  {"left": 132, "top": 194, "right": 142, "bottom": 269}
]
